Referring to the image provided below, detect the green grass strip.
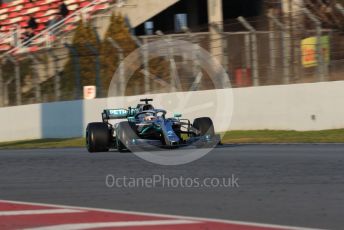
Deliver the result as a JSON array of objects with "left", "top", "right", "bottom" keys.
[
  {"left": 221, "top": 129, "right": 344, "bottom": 143},
  {"left": 0, "top": 138, "right": 85, "bottom": 149},
  {"left": 0, "top": 129, "right": 344, "bottom": 149}
]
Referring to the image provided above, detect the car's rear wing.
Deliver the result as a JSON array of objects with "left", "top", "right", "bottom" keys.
[{"left": 102, "top": 108, "right": 139, "bottom": 120}]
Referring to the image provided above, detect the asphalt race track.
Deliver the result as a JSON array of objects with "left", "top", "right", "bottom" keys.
[{"left": 0, "top": 144, "right": 343, "bottom": 229}]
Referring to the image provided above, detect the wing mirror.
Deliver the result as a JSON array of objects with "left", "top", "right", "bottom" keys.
[{"left": 174, "top": 113, "right": 182, "bottom": 118}]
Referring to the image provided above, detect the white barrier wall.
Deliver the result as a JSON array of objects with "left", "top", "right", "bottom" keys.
[
  {"left": 0, "top": 104, "right": 41, "bottom": 141},
  {"left": 230, "top": 81, "right": 344, "bottom": 130},
  {"left": 1, "top": 81, "right": 344, "bottom": 142}
]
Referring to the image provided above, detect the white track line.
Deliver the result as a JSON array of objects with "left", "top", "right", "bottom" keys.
[
  {"left": 0, "top": 209, "right": 84, "bottom": 216},
  {"left": 23, "top": 220, "right": 200, "bottom": 230},
  {"left": 0, "top": 199, "right": 326, "bottom": 230}
]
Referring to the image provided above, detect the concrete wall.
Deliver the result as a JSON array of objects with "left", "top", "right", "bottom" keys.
[
  {"left": 230, "top": 81, "right": 344, "bottom": 130},
  {"left": 1, "top": 81, "right": 344, "bottom": 142},
  {"left": 0, "top": 103, "right": 41, "bottom": 141}
]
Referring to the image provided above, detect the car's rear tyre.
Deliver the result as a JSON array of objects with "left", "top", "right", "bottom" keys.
[
  {"left": 86, "top": 122, "right": 110, "bottom": 153},
  {"left": 193, "top": 117, "right": 215, "bottom": 136},
  {"left": 116, "top": 121, "right": 137, "bottom": 152}
]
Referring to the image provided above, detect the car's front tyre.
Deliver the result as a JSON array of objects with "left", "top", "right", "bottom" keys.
[
  {"left": 86, "top": 122, "right": 110, "bottom": 153},
  {"left": 193, "top": 117, "right": 215, "bottom": 137},
  {"left": 193, "top": 117, "right": 217, "bottom": 148}
]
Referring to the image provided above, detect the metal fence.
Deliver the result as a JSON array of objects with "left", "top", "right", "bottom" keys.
[{"left": 0, "top": 12, "right": 344, "bottom": 107}]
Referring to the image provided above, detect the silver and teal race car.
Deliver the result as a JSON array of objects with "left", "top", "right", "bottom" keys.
[{"left": 86, "top": 99, "right": 220, "bottom": 152}]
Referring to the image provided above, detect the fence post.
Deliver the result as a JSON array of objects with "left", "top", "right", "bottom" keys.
[
  {"left": 47, "top": 49, "right": 61, "bottom": 101},
  {"left": 207, "top": 0, "right": 225, "bottom": 80},
  {"left": 107, "top": 38, "right": 124, "bottom": 96},
  {"left": 209, "top": 24, "right": 229, "bottom": 87},
  {"left": 4, "top": 54, "right": 21, "bottom": 105},
  {"left": 14, "top": 60, "right": 21, "bottom": 105},
  {"left": 27, "top": 54, "right": 42, "bottom": 103},
  {"left": 85, "top": 43, "right": 101, "bottom": 98},
  {"left": 182, "top": 27, "right": 203, "bottom": 91},
  {"left": 64, "top": 43, "right": 82, "bottom": 99},
  {"left": 244, "top": 32, "right": 251, "bottom": 74},
  {"left": 237, "top": 16, "right": 259, "bottom": 86},
  {"left": 168, "top": 34, "right": 181, "bottom": 92},
  {"left": 0, "top": 59, "right": 11, "bottom": 106},
  {"left": 209, "top": 23, "right": 227, "bottom": 67},
  {"left": 142, "top": 38, "right": 150, "bottom": 93},
  {"left": 156, "top": 30, "right": 181, "bottom": 92},
  {"left": 0, "top": 62, "right": 3, "bottom": 107},
  {"left": 268, "top": 15, "right": 291, "bottom": 84},
  {"left": 269, "top": 30, "right": 276, "bottom": 83},
  {"left": 303, "top": 8, "right": 326, "bottom": 81},
  {"left": 267, "top": 12, "right": 276, "bottom": 83}
]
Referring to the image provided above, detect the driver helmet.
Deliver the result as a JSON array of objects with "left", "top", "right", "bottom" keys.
[{"left": 144, "top": 115, "right": 156, "bottom": 121}]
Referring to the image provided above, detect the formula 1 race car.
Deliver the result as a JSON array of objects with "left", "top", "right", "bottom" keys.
[{"left": 86, "top": 99, "right": 220, "bottom": 152}]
